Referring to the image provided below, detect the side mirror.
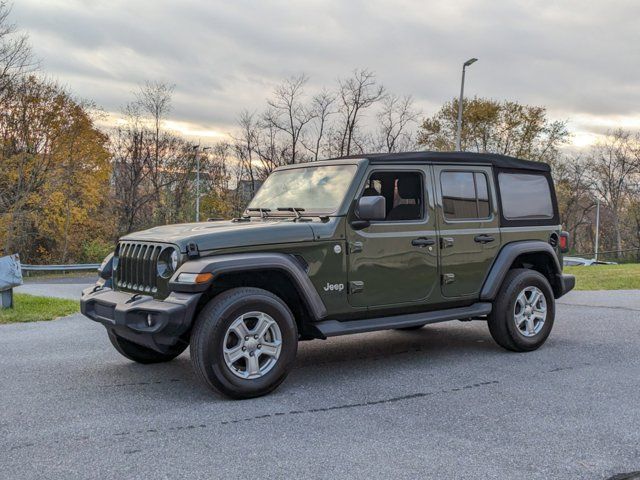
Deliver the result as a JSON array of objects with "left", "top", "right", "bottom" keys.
[{"left": 352, "top": 195, "right": 386, "bottom": 229}]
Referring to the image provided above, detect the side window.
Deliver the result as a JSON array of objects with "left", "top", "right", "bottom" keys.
[
  {"left": 498, "top": 172, "right": 553, "bottom": 220},
  {"left": 441, "top": 171, "right": 491, "bottom": 220},
  {"left": 361, "top": 171, "right": 424, "bottom": 221}
]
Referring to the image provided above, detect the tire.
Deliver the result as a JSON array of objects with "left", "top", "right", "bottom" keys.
[
  {"left": 190, "top": 287, "right": 298, "bottom": 399},
  {"left": 487, "top": 268, "right": 555, "bottom": 352},
  {"left": 395, "top": 323, "right": 427, "bottom": 331},
  {"left": 108, "top": 331, "right": 187, "bottom": 364}
]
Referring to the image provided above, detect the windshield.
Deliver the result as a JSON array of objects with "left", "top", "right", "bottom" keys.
[{"left": 247, "top": 164, "right": 357, "bottom": 215}]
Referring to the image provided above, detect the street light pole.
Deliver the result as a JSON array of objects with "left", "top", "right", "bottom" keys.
[
  {"left": 594, "top": 197, "right": 600, "bottom": 261},
  {"left": 455, "top": 57, "right": 478, "bottom": 151}
]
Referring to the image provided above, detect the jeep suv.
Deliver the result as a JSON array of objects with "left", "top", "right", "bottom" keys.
[{"left": 81, "top": 151, "right": 575, "bottom": 399}]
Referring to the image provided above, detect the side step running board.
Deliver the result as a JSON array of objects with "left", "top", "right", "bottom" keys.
[{"left": 315, "top": 302, "right": 492, "bottom": 337}]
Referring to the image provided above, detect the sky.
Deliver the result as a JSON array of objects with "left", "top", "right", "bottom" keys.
[{"left": 13, "top": 0, "right": 640, "bottom": 149}]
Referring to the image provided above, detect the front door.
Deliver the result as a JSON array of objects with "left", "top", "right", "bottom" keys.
[
  {"left": 433, "top": 165, "right": 501, "bottom": 298},
  {"left": 346, "top": 165, "right": 439, "bottom": 309}
]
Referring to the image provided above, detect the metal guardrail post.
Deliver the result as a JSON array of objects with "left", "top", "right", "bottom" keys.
[{"left": 1, "top": 288, "right": 13, "bottom": 309}]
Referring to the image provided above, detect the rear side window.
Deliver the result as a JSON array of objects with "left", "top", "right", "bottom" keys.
[
  {"left": 441, "top": 171, "right": 490, "bottom": 220},
  {"left": 498, "top": 173, "right": 553, "bottom": 220}
]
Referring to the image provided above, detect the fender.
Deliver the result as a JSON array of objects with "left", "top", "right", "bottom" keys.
[
  {"left": 480, "top": 241, "right": 562, "bottom": 300},
  {"left": 168, "top": 252, "right": 327, "bottom": 320}
]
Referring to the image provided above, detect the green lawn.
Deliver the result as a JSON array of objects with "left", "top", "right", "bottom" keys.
[
  {"left": 565, "top": 263, "right": 640, "bottom": 291},
  {"left": 0, "top": 293, "right": 79, "bottom": 324}
]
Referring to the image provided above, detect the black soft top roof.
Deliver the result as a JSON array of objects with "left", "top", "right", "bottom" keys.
[{"left": 335, "top": 151, "right": 550, "bottom": 172}]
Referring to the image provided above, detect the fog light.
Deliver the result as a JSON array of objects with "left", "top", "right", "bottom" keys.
[{"left": 146, "top": 314, "right": 153, "bottom": 327}]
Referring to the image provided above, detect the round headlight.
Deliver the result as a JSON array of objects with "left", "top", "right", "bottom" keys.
[{"left": 157, "top": 247, "right": 178, "bottom": 278}]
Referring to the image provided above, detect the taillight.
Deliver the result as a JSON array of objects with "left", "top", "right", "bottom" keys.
[{"left": 559, "top": 231, "right": 570, "bottom": 253}]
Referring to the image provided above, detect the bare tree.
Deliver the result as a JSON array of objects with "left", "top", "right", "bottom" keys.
[
  {"left": 550, "top": 155, "right": 596, "bottom": 252},
  {"left": 263, "top": 74, "right": 314, "bottom": 164},
  {"left": 134, "top": 81, "right": 175, "bottom": 211},
  {"left": 233, "top": 110, "right": 259, "bottom": 195},
  {"left": 586, "top": 129, "right": 640, "bottom": 256},
  {"left": 303, "top": 89, "right": 336, "bottom": 161},
  {"left": 376, "top": 94, "right": 420, "bottom": 153},
  {"left": 0, "top": 1, "right": 35, "bottom": 95},
  {"left": 336, "top": 69, "right": 385, "bottom": 156}
]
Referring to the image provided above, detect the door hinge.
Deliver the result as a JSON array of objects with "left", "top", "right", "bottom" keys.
[
  {"left": 349, "top": 241, "right": 363, "bottom": 254},
  {"left": 349, "top": 281, "right": 364, "bottom": 294},
  {"left": 440, "top": 237, "right": 455, "bottom": 249},
  {"left": 442, "top": 273, "right": 455, "bottom": 285}
]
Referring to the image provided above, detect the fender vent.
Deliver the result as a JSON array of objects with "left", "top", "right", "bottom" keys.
[{"left": 549, "top": 232, "right": 559, "bottom": 248}]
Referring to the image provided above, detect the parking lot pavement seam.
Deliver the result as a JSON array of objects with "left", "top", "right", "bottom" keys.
[
  {"left": 557, "top": 302, "right": 640, "bottom": 312},
  {"left": 1, "top": 359, "right": 623, "bottom": 456},
  {"left": 4, "top": 379, "right": 501, "bottom": 452}
]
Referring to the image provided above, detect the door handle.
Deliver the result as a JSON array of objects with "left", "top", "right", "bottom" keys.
[
  {"left": 411, "top": 237, "right": 436, "bottom": 247},
  {"left": 474, "top": 234, "right": 495, "bottom": 244}
]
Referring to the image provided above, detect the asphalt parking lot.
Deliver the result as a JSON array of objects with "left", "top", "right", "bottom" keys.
[{"left": 1, "top": 289, "right": 640, "bottom": 480}]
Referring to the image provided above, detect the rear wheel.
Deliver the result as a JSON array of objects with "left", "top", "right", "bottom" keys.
[
  {"left": 487, "top": 268, "right": 555, "bottom": 352},
  {"left": 108, "top": 331, "right": 187, "bottom": 364},
  {"left": 190, "top": 287, "right": 298, "bottom": 399}
]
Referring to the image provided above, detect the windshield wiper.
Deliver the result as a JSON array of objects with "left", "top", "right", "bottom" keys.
[
  {"left": 277, "top": 207, "right": 306, "bottom": 220},
  {"left": 246, "top": 207, "right": 271, "bottom": 219}
]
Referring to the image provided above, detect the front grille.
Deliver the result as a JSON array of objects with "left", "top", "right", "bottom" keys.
[{"left": 114, "top": 242, "right": 164, "bottom": 295}]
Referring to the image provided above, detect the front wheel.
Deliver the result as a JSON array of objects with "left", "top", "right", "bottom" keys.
[
  {"left": 487, "top": 268, "right": 555, "bottom": 352},
  {"left": 190, "top": 287, "right": 298, "bottom": 399}
]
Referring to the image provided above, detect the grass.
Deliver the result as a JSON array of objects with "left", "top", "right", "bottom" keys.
[
  {"left": 0, "top": 293, "right": 79, "bottom": 324},
  {"left": 565, "top": 263, "right": 640, "bottom": 291}
]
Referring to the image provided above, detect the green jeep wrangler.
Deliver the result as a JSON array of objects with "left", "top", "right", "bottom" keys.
[{"left": 81, "top": 152, "right": 575, "bottom": 399}]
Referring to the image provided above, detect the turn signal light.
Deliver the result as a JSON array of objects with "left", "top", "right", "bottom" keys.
[{"left": 176, "top": 272, "right": 213, "bottom": 284}]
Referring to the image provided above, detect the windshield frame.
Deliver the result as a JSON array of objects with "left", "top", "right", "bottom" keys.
[{"left": 245, "top": 160, "right": 365, "bottom": 218}]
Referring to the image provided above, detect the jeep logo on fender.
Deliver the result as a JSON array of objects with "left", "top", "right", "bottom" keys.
[{"left": 323, "top": 283, "right": 345, "bottom": 292}]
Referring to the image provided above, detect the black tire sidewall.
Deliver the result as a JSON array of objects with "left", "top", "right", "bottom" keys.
[
  {"left": 193, "top": 288, "right": 298, "bottom": 398},
  {"left": 108, "top": 330, "right": 186, "bottom": 364},
  {"left": 498, "top": 269, "right": 555, "bottom": 350}
]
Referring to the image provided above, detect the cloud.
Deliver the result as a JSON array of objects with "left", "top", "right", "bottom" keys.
[{"left": 12, "top": 0, "right": 640, "bottom": 146}]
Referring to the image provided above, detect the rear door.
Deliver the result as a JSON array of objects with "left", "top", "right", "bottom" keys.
[
  {"left": 346, "top": 164, "right": 440, "bottom": 309},
  {"left": 433, "top": 165, "right": 500, "bottom": 298}
]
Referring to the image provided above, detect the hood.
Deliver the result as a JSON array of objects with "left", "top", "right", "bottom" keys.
[{"left": 120, "top": 218, "right": 316, "bottom": 252}]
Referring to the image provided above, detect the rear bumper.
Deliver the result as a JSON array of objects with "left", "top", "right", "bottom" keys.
[
  {"left": 80, "top": 286, "right": 201, "bottom": 353},
  {"left": 556, "top": 273, "right": 576, "bottom": 298}
]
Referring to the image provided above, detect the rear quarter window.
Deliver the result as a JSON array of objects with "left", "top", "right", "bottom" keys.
[{"left": 498, "top": 172, "right": 554, "bottom": 220}]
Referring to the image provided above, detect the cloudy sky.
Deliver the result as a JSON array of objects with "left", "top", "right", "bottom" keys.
[{"left": 13, "top": 0, "right": 640, "bottom": 148}]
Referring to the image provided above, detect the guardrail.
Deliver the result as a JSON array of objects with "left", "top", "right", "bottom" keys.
[{"left": 21, "top": 263, "right": 100, "bottom": 272}]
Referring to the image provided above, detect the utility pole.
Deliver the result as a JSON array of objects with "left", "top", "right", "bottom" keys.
[
  {"left": 594, "top": 197, "right": 600, "bottom": 261},
  {"left": 455, "top": 58, "right": 478, "bottom": 151},
  {"left": 193, "top": 145, "right": 200, "bottom": 222},
  {"left": 193, "top": 144, "right": 210, "bottom": 222}
]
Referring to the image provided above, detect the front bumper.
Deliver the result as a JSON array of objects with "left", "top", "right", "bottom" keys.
[
  {"left": 80, "top": 286, "right": 201, "bottom": 353},
  {"left": 556, "top": 273, "right": 576, "bottom": 298}
]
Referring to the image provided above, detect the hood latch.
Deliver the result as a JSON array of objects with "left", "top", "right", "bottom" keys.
[{"left": 187, "top": 242, "right": 200, "bottom": 259}]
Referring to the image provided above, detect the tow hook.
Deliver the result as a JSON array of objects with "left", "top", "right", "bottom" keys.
[{"left": 125, "top": 294, "right": 142, "bottom": 304}]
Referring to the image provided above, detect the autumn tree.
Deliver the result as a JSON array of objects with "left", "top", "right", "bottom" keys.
[{"left": 417, "top": 98, "right": 569, "bottom": 163}]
